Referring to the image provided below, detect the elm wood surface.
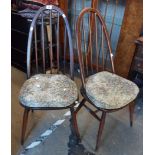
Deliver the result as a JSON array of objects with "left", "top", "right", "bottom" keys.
[
  {"left": 75, "top": 7, "right": 139, "bottom": 151},
  {"left": 19, "top": 5, "right": 79, "bottom": 144}
]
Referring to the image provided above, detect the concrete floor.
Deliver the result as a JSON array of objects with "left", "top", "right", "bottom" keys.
[{"left": 12, "top": 67, "right": 143, "bottom": 155}]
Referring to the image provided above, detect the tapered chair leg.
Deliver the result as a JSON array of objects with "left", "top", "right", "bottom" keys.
[
  {"left": 129, "top": 101, "right": 135, "bottom": 127},
  {"left": 21, "top": 108, "right": 30, "bottom": 145},
  {"left": 70, "top": 107, "right": 81, "bottom": 141},
  {"left": 95, "top": 111, "right": 106, "bottom": 151}
]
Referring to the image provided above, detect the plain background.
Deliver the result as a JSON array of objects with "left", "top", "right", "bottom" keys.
[{"left": 0, "top": 0, "right": 154, "bottom": 154}]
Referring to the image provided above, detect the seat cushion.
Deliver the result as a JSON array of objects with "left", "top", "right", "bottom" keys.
[
  {"left": 19, "top": 74, "right": 78, "bottom": 108},
  {"left": 86, "top": 71, "right": 139, "bottom": 110}
]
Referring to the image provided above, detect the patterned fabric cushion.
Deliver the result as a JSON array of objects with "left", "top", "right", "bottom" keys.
[
  {"left": 19, "top": 74, "right": 78, "bottom": 108},
  {"left": 86, "top": 71, "right": 139, "bottom": 110}
]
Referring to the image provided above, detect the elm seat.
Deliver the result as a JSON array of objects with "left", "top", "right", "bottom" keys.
[
  {"left": 19, "top": 74, "right": 78, "bottom": 108},
  {"left": 86, "top": 71, "right": 139, "bottom": 110}
]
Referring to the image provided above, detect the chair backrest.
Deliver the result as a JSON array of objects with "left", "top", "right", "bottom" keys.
[
  {"left": 27, "top": 5, "right": 74, "bottom": 79},
  {"left": 76, "top": 7, "right": 115, "bottom": 88}
]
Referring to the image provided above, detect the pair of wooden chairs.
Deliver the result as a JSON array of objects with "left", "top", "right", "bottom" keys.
[{"left": 19, "top": 5, "right": 139, "bottom": 151}]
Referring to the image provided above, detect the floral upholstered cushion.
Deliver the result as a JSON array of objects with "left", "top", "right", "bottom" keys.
[
  {"left": 19, "top": 74, "right": 78, "bottom": 108},
  {"left": 86, "top": 71, "right": 139, "bottom": 110}
]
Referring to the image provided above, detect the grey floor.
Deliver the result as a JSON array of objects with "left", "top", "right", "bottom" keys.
[{"left": 12, "top": 67, "right": 143, "bottom": 155}]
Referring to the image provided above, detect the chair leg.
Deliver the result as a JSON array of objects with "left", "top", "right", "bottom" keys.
[
  {"left": 75, "top": 98, "right": 86, "bottom": 113},
  {"left": 129, "top": 101, "right": 135, "bottom": 127},
  {"left": 70, "top": 107, "right": 81, "bottom": 141},
  {"left": 95, "top": 111, "right": 106, "bottom": 151},
  {"left": 21, "top": 108, "right": 30, "bottom": 145}
]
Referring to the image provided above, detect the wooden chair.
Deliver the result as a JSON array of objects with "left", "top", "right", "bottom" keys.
[
  {"left": 75, "top": 7, "right": 139, "bottom": 151},
  {"left": 19, "top": 5, "right": 79, "bottom": 144}
]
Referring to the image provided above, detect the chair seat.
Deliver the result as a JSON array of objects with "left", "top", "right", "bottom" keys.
[
  {"left": 19, "top": 74, "right": 78, "bottom": 108},
  {"left": 86, "top": 71, "right": 139, "bottom": 110}
]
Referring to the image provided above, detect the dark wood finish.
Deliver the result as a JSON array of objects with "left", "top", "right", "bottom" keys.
[
  {"left": 20, "top": 5, "right": 77, "bottom": 144},
  {"left": 83, "top": 103, "right": 101, "bottom": 121},
  {"left": 26, "top": 6, "right": 73, "bottom": 78},
  {"left": 70, "top": 107, "right": 81, "bottom": 140},
  {"left": 75, "top": 8, "right": 114, "bottom": 151},
  {"left": 75, "top": 7, "right": 137, "bottom": 151},
  {"left": 129, "top": 101, "right": 135, "bottom": 127},
  {"left": 95, "top": 111, "right": 106, "bottom": 151},
  {"left": 76, "top": 7, "right": 115, "bottom": 88},
  {"left": 21, "top": 109, "right": 30, "bottom": 144},
  {"left": 74, "top": 98, "right": 86, "bottom": 115},
  {"left": 114, "top": 0, "right": 143, "bottom": 78}
]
